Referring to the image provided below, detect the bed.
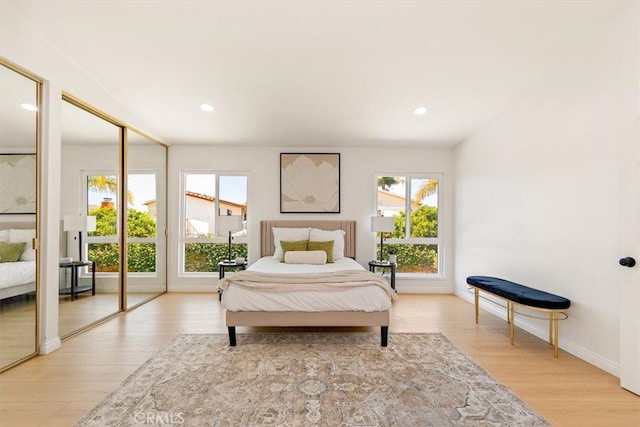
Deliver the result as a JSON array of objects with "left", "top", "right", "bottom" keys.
[
  {"left": 220, "top": 220, "right": 397, "bottom": 346},
  {"left": 0, "top": 222, "right": 36, "bottom": 300}
]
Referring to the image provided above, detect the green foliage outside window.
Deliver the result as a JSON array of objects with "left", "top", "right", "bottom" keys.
[
  {"left": 390, "top": 205, "right": 438, "bottom": 238},
  {"left": 377, "top": 205, "right": 439, "bottom": 273},
  {"left": 88, "top": 243, "right": 120, "bottom": 272},
  {"left": 184, "top": 242, "right": 248, "bottom": 272},
  {"left": 381, "top": 243, "right": 438, "bottom": 273},
  {"left": 128, "top": 243, "right": 156, "bottom": 272},
  {"left": 87, "top": 206, "right": 158, "bottom": 272}
]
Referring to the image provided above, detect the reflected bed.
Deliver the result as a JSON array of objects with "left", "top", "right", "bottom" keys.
[{"left": 0, "top": 222, "right": 36, "bottom": 300}]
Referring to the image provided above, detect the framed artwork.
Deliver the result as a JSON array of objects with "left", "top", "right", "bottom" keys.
[
  {"left": 0, "top": 153, "right": 36, "bottom": 214},
  {"left": 280, "top": 153, "right": 340, "bottom": 213}
]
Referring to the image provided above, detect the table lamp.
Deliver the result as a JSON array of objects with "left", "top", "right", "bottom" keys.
[
  {"left": 217, "top": 215, "right": 243, "bottom": 261},
  {"left": 371, "top": 216, "right": 394, "bottom": 262},
  {"left": 63, "top": 214, "right": 97, "bottom": 261}
]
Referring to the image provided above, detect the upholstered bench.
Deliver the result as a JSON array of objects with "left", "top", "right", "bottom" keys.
[{"left": 466, "top": 275, "right": 571, "bottom": 358}]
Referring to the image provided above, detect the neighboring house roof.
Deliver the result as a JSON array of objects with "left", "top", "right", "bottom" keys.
[
  {"left": 184, "top": 191, "right": 246, "bottom": 209},
  {"left": 143, "top": 192, "right": 246, "bottom": 210},
  {"left": 186, "top": 191, "right": 214, "bottom": 202},
  {"left": 377, "top": 189, "right": 420, "bottom": 209}
]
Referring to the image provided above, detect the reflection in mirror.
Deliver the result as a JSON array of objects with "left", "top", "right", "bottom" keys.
[
  {"left": 0, "top": 61, "right": 39, "bottom": 371},
  {"left": 59, "top": 96, "right": 121, "bottom": 338},
  {"left": 125, "top": 130, "right": 167, "bottom": 309}
]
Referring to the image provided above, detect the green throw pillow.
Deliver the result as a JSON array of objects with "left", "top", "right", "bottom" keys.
[
  {"left": 308, "top": 240, "right": 334, "bottom": 263},
  {"left": 0, "top": 241, "right": 26, "bottom": 263},
  {"left": 280, "top": 240, "right": 308, "bottom": 261}
]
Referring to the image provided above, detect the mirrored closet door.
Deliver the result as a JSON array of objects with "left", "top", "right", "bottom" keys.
[
  {"left": 0, "top": 60, "right": 41, "bottom": 371},
  {"left": 59, "top": 94, "right": 167, "bottom": 338},
  {"left": 125, "top": 130, "right": 167, "bottom": 309},
  {"left": 59, "top": 96, "right": 122, "bottom": 337}
]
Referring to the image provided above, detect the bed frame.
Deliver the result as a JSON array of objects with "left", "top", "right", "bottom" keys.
[
  {"left": 226, "top": 220, "right": 390, "bottom": 346},
  {"left": 0, "top": 221, "right": 36, "bottom": 300}
]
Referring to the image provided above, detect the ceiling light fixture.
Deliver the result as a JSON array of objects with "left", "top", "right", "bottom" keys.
[
  {"left": 413, "top": 106, "right": 428, "bottom": 116},
  {"left": 20, "top": 103, "right": 38, "bottom": 112},
  {"left": 200, "top": 103, "right": 214, "bottom": 112}
]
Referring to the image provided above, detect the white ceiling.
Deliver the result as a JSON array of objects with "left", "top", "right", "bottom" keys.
[{"left": 1, "top": 1, "right": 633, "bottom": 147}]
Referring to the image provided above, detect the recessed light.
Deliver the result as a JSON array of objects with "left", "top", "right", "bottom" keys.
[
  {"left": 20, "top": 103, "right": 38, "bottom": 112},
  {"left": 414, "top": 106, "right": 428, "bottom": 115},
  {"left": 200, "top": 103, "right": 214, "bottom": 112}
]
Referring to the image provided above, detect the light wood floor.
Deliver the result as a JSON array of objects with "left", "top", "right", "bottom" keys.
[
  {"left": 0, "top": 293, "right": 638, "bottom": 426},
  {"left": 0, "top": 292, "right": 162, "bottom": 368}
]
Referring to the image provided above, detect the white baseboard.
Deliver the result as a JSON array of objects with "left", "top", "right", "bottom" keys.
[
  {"left": 454, "top": 288, "right": 620, "bottom": 378},
  {"left": 396, "top": 282, "right": 453, "bottom": 293},
  {"left": 39, "top": 337, "right": 61, "bottom": 355}
]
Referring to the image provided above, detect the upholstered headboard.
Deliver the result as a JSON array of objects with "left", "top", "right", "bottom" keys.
[{"left": 260, "top": 220, "right": 356, "bottom": 258}]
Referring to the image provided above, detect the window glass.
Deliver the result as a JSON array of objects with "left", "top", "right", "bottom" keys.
[
  {"left": 376, "top": 175, "right": 440, "bottom": 275},
  {"left": 410, "top": 177, "right": 438, "bottom": 238},
  {"left": 127, "top": 173, "right": 157, "bottom": 273},
  {"left": 185, "top": 173, "right": 215, "bottom": 237},
  {"left": 87, "top": 173, "right": 119, "bottom": 272},
  {"left": 86, "top": 173, "right": 160, "bottom": 273},
  {"left": 182, "top": 172, "right": 248, "bottom": 274}
]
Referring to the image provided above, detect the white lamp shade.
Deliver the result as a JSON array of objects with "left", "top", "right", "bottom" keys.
[
  {"left": 64, "top": 214, "right": 97, "bottom": 232},
  {"left": 217, "top": 215, "right": 243, "bottom": 234},
  {"left": 86, "top": 215, "right": 97, "bottom": 232},
  {"left": 371, "top": 216, "right": 394, "bottom": 233}
]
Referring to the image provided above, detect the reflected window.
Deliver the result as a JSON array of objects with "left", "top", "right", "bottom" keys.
[
  {"left": 86, "top": 173, "right": 119, "bottom": 273},
  {"left": 85, "top": 172, "right": 160, "bottom": 274},
  {"left": 127, "top": 173, "right": 157, "bottom": 274}
]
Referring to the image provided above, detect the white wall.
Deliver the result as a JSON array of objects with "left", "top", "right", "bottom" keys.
[
  {"left": 454, "top": 7, "right": 638, "bottom": 375},
  {"left": 168, "top": 145, "right": 454, "bottom": 293}
]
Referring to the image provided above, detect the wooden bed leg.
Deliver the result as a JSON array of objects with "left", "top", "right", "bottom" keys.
[
  {"left": 228, "top": 326, "right": 236, "bottom": 346},
  {"left": 381, "top": 326, "right": 388, "bottom": 347}
]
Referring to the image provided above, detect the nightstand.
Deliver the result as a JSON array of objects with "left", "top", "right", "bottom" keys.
[
  {"left": 218, "top": 260, "right": 247, "bottom": 300},
  {"left": 368, "top": 260, "right": 396, "bottom": 290},
  {"left": 59, "top": 260, "right": 96, "bottom": 300}
]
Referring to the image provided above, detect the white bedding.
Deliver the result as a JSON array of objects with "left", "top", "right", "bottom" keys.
[
  {"left": 221, "top": 257, "right": 394, "bottom": 312},
  {"left": 248, "top": 256, "right": 366, "bottom": 274},
  {"left": 0, "top": 261, "right": 36, "bottom": 289}
]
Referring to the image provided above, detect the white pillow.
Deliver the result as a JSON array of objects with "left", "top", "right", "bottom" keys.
[
  {"left": 284, "top": 250, "right": 327, "bottom": 265},
  {"left": 309, "top": 228, "right": 346, "bottom": 260},
  {"left": 9, "top": 228, "right": 36, "bottom": 261},
  {"left": 0, "top": 230, "right": 9, "bottom": 242},
  {"left": 272, "top": 227, "right": 310, "bottom": 260}
]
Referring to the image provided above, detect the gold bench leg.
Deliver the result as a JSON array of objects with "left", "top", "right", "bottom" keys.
[
  {"left": 474, "top": 288, "right": 479, "bottom": 323},
  {"left": 472, "top": 288, "right": 564, "bottom": 357},
  {"left": 553, "top": 311, "right": 559, "bottom": 358},
  {"left": 508, "top": 301, "right": 515, "bottom": 345}
]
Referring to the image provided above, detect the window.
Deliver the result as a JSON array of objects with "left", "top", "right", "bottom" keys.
[
  {"left": 376, "top": 175, "right": 441, "bottom": 275},
  {"left": 85, "top": 172, "right": 160, "bottom": 274},
  {"left": 85, "top": 172, "right": 119, "bottom": 273},
  {"left": 126, "top": 173, "right": 158, "bottom": 274},
  {"left": 181, "top": 172, "right": 248, "bottom": 274}
]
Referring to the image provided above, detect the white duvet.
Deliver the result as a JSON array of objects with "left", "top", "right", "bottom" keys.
[
  {"left": 0, "top": 261, "right": 36, "bottom": 289},
  {"left": 221, "top": 257, "right": 394, "bottom": 312}
]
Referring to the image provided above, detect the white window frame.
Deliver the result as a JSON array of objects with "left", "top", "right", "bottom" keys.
[
  {"left": 83, "top": 170, "right": 120, "bottom": 278},
  {"left": 83, "top": 170, "right": 161, "bottom": 277},
  {"left": 376, "top": 172, "right": 443, "bottom": 278},
  {"left": 126, "top": 170, "right": 160, "bottom": 277},
  {"left": 179, "top": 170, "right": 248, "bottom": 277}
]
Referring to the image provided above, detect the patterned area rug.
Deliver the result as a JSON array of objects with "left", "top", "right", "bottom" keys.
[{"left": 76, "top": 333, "right": 550, "bottom": 426}]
